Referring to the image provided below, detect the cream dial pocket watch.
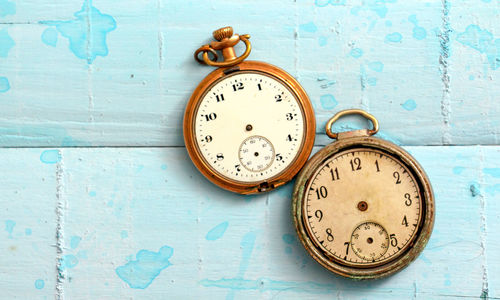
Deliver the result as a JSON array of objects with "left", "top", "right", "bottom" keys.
[
  {"left": 184, "top": 27, "right": 315, "bottom": 194},
  {"left": 292, "top": 109, "right": 434, "bottom": 279}
]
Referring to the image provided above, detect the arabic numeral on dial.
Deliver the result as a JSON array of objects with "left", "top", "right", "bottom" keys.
[
  {"left": 276, "top": 153, "right": 283, "bottom": 161},
  {"left": 204, "top": 135, "right": 212, "bottom": 143},
  {"left": 215, "top": 93, "right": 224, "bottom": 102},
  {"left": 404, "top": 193, "right": 412, "bottom": 206},
  {"left": 216, "top": 153, "right": 224, "bottom": 161},
  {"left": 315, "top": 210, "right": 323, "bottom": 221},
  {"left": 390, "top": 234, "right": 398, "bottom": 247},
  {"left": 235, "top": 164, "right": 241, "bottom": 172},
  {"left": 257, "top": 83, "right": 262, "bottom": 91},
  {"left": 286, "top": 134, "right": 296, "bottom": 142},
  {"left": 286, "top": 113, "right": 295, "bottom": 121},
  {"left": 204, "top": 113, "right": 217, "bottom": 121},
  {"left": 393, "top": 171, "right": 401, "bottom": 184},
  {"left": 232, "top": 82, "right": 244, "bottom": 91},
  {"left": 315, "top": 186, "right": 328, "bottom": 199},
  {"left": 326, "top": 228, "right": 334, "bottom": 242},
  {"left": 402, "top": 215, "right": 408, "bottom": 227},
  {"left": 275, "top": 94, "right": 282, "bottom": 102},
  {"left": 350, "top": 157, "right": 361, "bottom": 171},
  {"left": 344, "top": 242, "right": 350, "bottom": 255},
  {"left": 330, "top": 167, "right": 339, "bottom": 181},
  {"left": 375, "top": 160, "right": 380, "bottom": 172}
]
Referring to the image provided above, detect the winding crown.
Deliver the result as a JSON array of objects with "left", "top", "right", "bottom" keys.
[{"left": 213, "top": 26, "right": 234, "bottom": 41}]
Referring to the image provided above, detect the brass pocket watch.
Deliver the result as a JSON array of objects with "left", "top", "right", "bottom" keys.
[
  {"left": 184, "top": 27, "right": 315, "bottom": 194},
  {"left": 292, "top": 109, "right": 434, "bottom": 279}
]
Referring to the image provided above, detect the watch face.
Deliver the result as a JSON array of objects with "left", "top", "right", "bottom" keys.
[
  {"left": 302, "top": 148, "right": 423, "bottom": 268},
  {"left": 193, "top": 71, "right": 306, "bottom": 183}
]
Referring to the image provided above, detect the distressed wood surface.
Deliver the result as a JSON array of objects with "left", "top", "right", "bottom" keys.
[
  {"left": 0, "top": 0, "right": 499, "bottom": 147},
  {"left": 0, "top": 147, "right": 499, "bottom": 299},
  {"left": 1, "top": 0, "right": 500, "bottom": 299}
]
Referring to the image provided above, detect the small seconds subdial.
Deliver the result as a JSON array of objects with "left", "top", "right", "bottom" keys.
[
  {"left": 239, "top": 136, "right": 275, "bottom": 172},
  {"left": 350, "top": 222, "right": 389, "bottom": 261}
]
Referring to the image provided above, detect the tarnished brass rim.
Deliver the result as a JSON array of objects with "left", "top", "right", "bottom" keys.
[
  {"left": 184, "top": 60, "right": 316, "bottom": 194},
  {"left": 292, "top": 136, "right": 434, "bottom": 279}
]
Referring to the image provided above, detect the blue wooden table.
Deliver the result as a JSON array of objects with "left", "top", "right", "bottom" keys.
[{"left": 1, "top": 0, "right": 499, "bottom": 299}]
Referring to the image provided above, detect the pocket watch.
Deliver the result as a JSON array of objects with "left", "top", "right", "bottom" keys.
[
  {"left": 184, "top": 27, "right": 315, "bottom": 194},
  {"left": 292, "top": 109, "right": 434, "bottom": 279}
]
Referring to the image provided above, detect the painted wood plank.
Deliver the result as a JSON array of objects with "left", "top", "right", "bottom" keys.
[
  {"left": 1, "top": 146, "right": 494, "bottom": 298},
  {"left": 0, "top": 0, "right": 499, "bottom": 147},
  {"left": 0, "top": 149, "right": 59, "bottom": 299}
]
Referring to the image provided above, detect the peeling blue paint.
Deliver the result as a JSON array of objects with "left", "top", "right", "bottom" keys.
[
  {"left": 299, "top": 22, "right": 317, "bottom": 33},
  {"left": 25, "top": 228, "right": 32, "bottom": 236},
  {"left": 5, "top": 220, "right": 15, "bottom": 238},
  {"left": 282, "top": 234, "right": 295, "bottom": 244},
  {"left": 70, "top": 236, "right": 81, "bottom": 249},
  {"left": 34, "top": 279, "right": 45, "bottom": 290},
  {"left": 206, "top": 221, "right": 229, "bottom": 241},
  {"left": 470, "top": 181, "right": 481, "bottom": 197},
  {"left": 40, "top": 0, "right": 116, "bottom": 64},
  {"left": 41, "top": 28, "right": 58, "bottom": 47},
  {"left": 320, "top": 94, "right": 338, "bottom": 110},
  {"left": 350, "top": 48, "right": 363, "bottom": 58},
  {"left": 120, "top": 230, "right": 128, "bottom": 239},
  {"left": 89, "top": 191, "right": 96, "bottom": 197},
  {"left": 409, "top": 15, "right": 427, "bottom": 40},
  {"left": 115, "top": 246, "right": 173, "bottom": 289},
  {"left": 367, "top": 61, "right": 384, "bottom": 72},
  {"left": 318, "top": 36, "right": 327, "bottom": 46},
  {"left": 456, "top": 25, "right": 500, "bottom": 70},
  {"left": 385, "top": 32, "right": 402, "bottom": 43},
  {"left": 40, "top": 149, "right": 61, "bottom": 164},
  {"left": 0, "top": 0, "right": 15, "bottom": 17},
  {"left": 0, "top": 29, "right": 15, "bottom": 57},
  {"left": 315, "top": 0, "right": 346, "bottom": 7},
  {"left": 351, "top": 0, "right": 396, "bottom": 18},
  {"left": 401, "top": 99, "right": 417, "bottom": 111},
  {"left": 453, "top": 166, "right": 465, "bottom": 175},
  {"left": 0, "top": 76, "right": 10, "bottom": 93},
  {"left": 483, "top": 168, "right": 500, "bottom": 178},
  {"left": 61, "top": 254, "right": 79, "bottom": 269}
]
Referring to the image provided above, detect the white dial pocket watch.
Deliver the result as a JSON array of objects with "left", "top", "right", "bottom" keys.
[
  {"left": 184, "top": 27, "right": 315, "bottom": 194},
  {"left": 292, "top": 109, "right": 434, "bottom": 279}
]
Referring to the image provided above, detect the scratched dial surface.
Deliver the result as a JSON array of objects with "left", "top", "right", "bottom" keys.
[
  {"left": 303, "top": 148, "right": 422, "bottom": 267},
  {"left": 194, "top": 71, "right": 305, "bottom": 183}
]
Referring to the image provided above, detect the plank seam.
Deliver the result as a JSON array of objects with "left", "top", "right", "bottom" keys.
[
  {"left": 55, "top": 150, "right": 66, "bottom": 300},
  {"left": 478, "top": 146, "right": 489, "bottom": 298},
  {"left": 439, "top": 0, "right": 452, "bottom": 145}
]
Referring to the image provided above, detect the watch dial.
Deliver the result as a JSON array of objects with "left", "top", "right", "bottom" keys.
[
  {"left": 194, "top": 71, "right": 305, "bottom": 183},
  {"left": 303, "top": 148, "right": 422, "bottom": 267}
]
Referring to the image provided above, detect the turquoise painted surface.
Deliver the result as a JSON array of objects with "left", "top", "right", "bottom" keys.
[{"left": 0, "top": 0, "right": 499, "bottom": 299}]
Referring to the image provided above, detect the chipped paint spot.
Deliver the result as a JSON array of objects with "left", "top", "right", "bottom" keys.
[
  {"left": 206, "top": 221, "right": 229, "bottom": 241},
  {"left": 5, "top": 220, "right": 15, "bottom": 238},
  {"left": 470, "top": 181, "right": 481, "bottom": 197},
  {"left": 0, "top": 0, "right": 16, "bottom": 17},
  {"left": 70, "top": 236, "right": 81, "bottom": 249},
  {"left": 121, "top": 230, "right": 128, "bottom": 239},
  {"left": 409, "top": 15, "right": 427, "bottom": 40},
  {"left": 315, "top": 0, "right": 346, "bottom": 7},
  {"left": 41, "top": 28, "right": 58, "bottom": 47},
  {"left": 453, "top": 166, "right": 465, "bottom": 175},
  {"left": 299, "top": 22, "right": 317, "bottom": 33},
  {"left": 60, "top": 254, "right": 79, "bottom": 269},
  {"left": 40, "top": 0, "right": 116, "bottom": 64},
  {"left": 282, "top": 234, "right": 295, "bottom": 244},
  {"left": 89, "top": 191, "right": 96, "bottom": 197},
  {"left": 25, "top": 228, "right": 32, "bottom": 236},
  {"left": 483, "top": 168, "right": 500, "bottom": 178},
  {"left": 401, "top": 99, "right": 417, "bottom": 111},
  {"left": 456, "top": 24, "right": 500, "bottom": 70},
  {"left": 349, "top": 48, "right": 363, "bottom": 58},
  {"left": 34, "top": 279, "right": 45, "bottom": 290},
  {"left": 320, "top": 94, "right": 338, "bottom": 110},
  {"left": 385, "top": 32, "right": 402, "bottom": 43},
  {"left": 115, "top": 246, "right": 173, "bottom": 289},
  {"left": 0, "top": 76, "right": 10, "bottom": 93},
  {"left": 40, "top": 149, "right": 62, "bottom": 164},
  {"left": 367, "top": 61, "right": 384, "bottom": 72},
  {"left": 0, "top": 28, "right": 15, "bottom": 57}
]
